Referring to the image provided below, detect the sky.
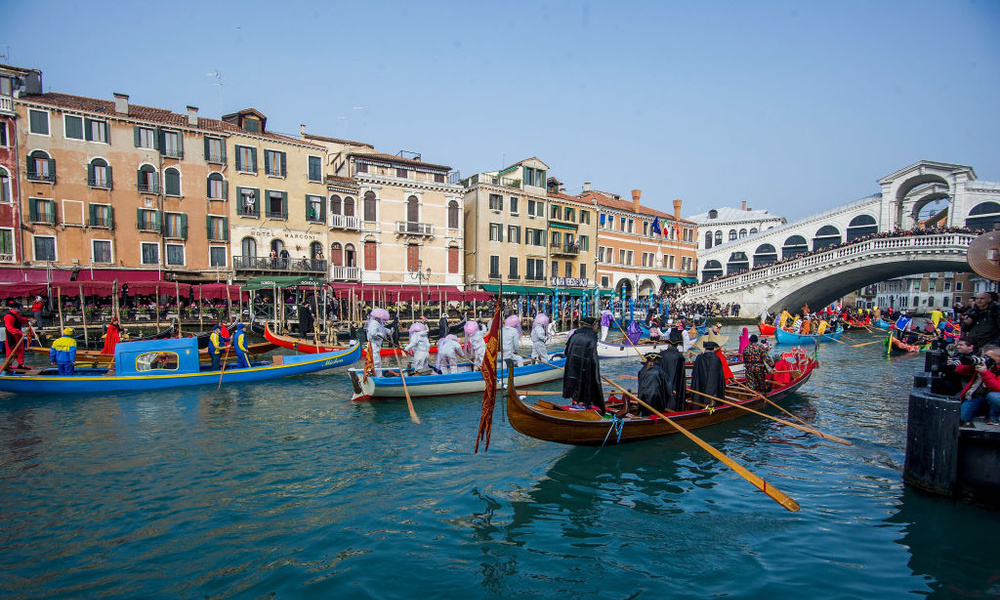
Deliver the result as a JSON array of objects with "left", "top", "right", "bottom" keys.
[{"left": 3, "top": 0, "right": 998, "bottom": 222}]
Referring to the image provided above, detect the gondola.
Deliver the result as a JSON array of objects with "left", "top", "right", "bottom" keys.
[
  {"left": 885, "top": 334, "right": 930, "bottom": 354},
  {"left": 505, "top": 350, "right": 818, "bottom": 446},
  {"left": 773, "top": 327, "right": 842, "bottom": 345},
  {"left": 264, "top": 324, "right": 438, "bottom": 358}
]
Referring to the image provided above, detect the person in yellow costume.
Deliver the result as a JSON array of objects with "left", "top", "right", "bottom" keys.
[
  {"left": 779, "top": 309, "right": 792, "bottom": 330},
  {"left": 928, "top": 308, "right": 944, "bottom": 328}
]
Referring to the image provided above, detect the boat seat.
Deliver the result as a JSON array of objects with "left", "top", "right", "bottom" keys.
[{"left": 271, "top": 356, "right": 285, "bottom": 365}]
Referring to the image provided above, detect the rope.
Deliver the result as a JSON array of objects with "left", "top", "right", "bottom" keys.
[{"left": 589, "top": 414, "right": 625, "bottom": 459}]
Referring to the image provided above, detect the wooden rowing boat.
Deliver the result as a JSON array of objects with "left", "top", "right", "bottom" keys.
[
  {"left": 885, "top": 334, "right": 929, "bottom": 354},
  {"left": 758, "top": 322, "right": 776, "bottom": 336},
  {"left": 28, "top": 337, "right": 278, "bottom": 366},
  {"left": 264, "top": 324, "right": 440, "bottom": 358},
  {"left": 773, "top": 327, "right": 842, "bottom": 345},
  {"left": 505, "top": 351, "right": 818, "bottom": 446}
]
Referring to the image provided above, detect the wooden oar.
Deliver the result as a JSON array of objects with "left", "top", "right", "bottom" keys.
[
  {"left": 0, "top": 327, "right": 29, "bottom": 373},
  {"left": 601, "top": 374, "right": 800, "bottom": 512},
  {"left": 851, "top": 340, "right": 884, "bottom": 348},
  {"left": 216, "top": 343, "right": 232, "bottom": 389},
  {"left": 394, "top": 343, "right": 421, "bottom": 425}
]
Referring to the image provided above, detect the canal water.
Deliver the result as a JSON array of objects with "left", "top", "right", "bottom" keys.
[{"left": 1, "top": 332, "right": 998, "bottom": 599}]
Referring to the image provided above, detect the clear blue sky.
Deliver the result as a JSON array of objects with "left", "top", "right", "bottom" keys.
[{"left": 3, "top": 0, "right": 998, "bottom": 221}]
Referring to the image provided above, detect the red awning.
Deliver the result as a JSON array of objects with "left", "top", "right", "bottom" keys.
[
  {"left": 0, "top": 282, "right": 48, "bottom": 298},
  {"left": 425, "top": 286, "right": 461, "bottom": 302},
  {"left": 462, "top": 290, "right": 494, "bottom": 302},
  {"left": 194, "top": 283, "right": 246, "bottom": 301}
]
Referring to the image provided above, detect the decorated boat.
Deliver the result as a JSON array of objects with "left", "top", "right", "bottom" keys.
[
  {"left": 505, "top": 350, "right": 818, "bottom": 446},
  {"left": 773, "top": 327, "right": 842, "bottom": 345},
  {"left": 28, "top": 338, "right": 278, "bottom": 366},
  {"left": 348, "top": 354, "right": 566, "bottom": 400},
  {"left": 0, "top": 336, "right": 360, "bottom": 396},
  {"left": 596, "top": 338, "right": 675, "bottom": 358},
  {"left": 885, "top": 334, "right": 930, "bottom": 354},
  {"left": 265, "top": 323, "right": 440, "bottom": 359},
  {"left": 874, "top": 318, "right": 891, "bottom": 329},
  {"left": 758, "top": 322, "right": 777, "bottom": 336}
]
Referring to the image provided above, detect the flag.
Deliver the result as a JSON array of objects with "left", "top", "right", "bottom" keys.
[
  {"left": 599, "top": 213, "right": 606, "bottom": 226},
  {"left": 651, "top": 216, "right": 662, "bottom": 235},
  {"left": 673, "top": 219, "right": 681, "bottom": 239},
  {"left": 475, "top": 298, "right": 503, "bottom": 453},
  {"left": 363, "top": 340, "right": 374, "bottom": 383}
]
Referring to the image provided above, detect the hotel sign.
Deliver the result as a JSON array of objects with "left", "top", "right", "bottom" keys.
[{"left": 551, "top": 277, "right": 589, "bottom": 287}]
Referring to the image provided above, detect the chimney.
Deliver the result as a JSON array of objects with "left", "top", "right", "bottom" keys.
[
  {"left": 186, "top": 106, "right": 198, "bottom": 126},
  {"left": 113, "top": 93, "right": 129, "bottom": 115},
  {"left": 673, "top": 199, "right": 682, "bottom": 223},
  {"left": 631, "top": 189, "right": 642, "bottom": 212},
  {"left": 742, "top": 200, "right": 747, "bottom": 211},
  {"left": 583, "top": 181, "right": 591, "bottom": 192},
  {"left": 300, "top": 124, "right": 306, "bottom": 137}
]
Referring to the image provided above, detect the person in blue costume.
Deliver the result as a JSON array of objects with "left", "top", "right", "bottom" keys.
[
  {"left": 49, "top": 327, "right": 78, "bottom": 375},
  {"left": 233, "top": 323, "right": 251, "bottom": 369}
]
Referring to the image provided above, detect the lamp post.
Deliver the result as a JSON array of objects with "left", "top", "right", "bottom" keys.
[{"left": 409, "top": 260, "right": 432, "bottom": 314}]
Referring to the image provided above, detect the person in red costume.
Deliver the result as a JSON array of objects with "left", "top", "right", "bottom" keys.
[{"left": 3, "top": 303, "right": 33, "bottom": 369}]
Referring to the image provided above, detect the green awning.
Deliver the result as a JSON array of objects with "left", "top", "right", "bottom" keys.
[
  {"left": 681, "top": 276, "right": 698, "bottom": 284},
  {"left": 244, "top": 276, "right": 326, "bottom": 290},
  {"left": 598, "top": 289, "right": 615, "bottom": 296},
  {"left": 480, "top": 284, "right": 527, "bottom": 295},
  {"left": 659, "top": 275, "right": 685, "bottom": 285},
  {"left": 554, "top": 288, "right": 585, "bottom": 297},
  {"left": 548, "top": 222, "right": 578, "bottom": 230},
  {"left": 521, "top": 285, "right": 553, "bottom": 295}
]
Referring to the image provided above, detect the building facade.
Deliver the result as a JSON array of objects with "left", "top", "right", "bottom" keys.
[{"left": 0, "top": 65, "right": 40, "bottom": 267}]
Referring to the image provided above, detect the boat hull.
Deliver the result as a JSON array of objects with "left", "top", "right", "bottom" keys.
[
  {"left": 773, "top": 327, "right": 842, "bottom": 345},
  {"left": 597, "top": 339, "right": 674, "bottom": 358},
  {"left": 758, "top": 322, "right": 776, "bottom": 336}
]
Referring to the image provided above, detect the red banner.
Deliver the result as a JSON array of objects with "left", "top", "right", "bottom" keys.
[{"left": 474, "top": 300, "right": 503, "bottom": 453}]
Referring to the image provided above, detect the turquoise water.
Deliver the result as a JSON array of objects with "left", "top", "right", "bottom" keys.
[{"left": 2, "top": 335, "right": 999, "bottom": 599}]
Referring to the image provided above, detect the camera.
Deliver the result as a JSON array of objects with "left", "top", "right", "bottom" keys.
[{"left": 957, "top": 354, "right": 995, "bottom": 369}]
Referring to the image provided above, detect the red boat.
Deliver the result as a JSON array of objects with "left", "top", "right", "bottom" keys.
[
  {"left": 758, "top": 322, "right": 776, "bottom": 336},
  {"left": 264, "top": 324, "right": 438, "bottom": 358}
]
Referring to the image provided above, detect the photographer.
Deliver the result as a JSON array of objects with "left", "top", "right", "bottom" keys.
[
  {"left": 961, "top": 292, "right": 1000, "bottom": 349},
  {"left": 953, "top": 342, "right": 1000, "bottom": 426}
]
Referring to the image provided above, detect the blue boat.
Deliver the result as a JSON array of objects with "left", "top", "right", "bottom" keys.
[
  {"left": 0, "top": 336, "right": 361, "bottom": 396},
  {"left": 874, "top": 318, "right": 891, "bottom": 329},
  {"left": 773, "top": 327, "right": 842, "bottom": 345}
]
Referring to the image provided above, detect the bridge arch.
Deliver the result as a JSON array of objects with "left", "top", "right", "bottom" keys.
[
  {"left": 782, "top": 235, "right": 808, "bottom": 259},
  {"left": 965, "top": 201, "right": 1000, "bottom": 230},
  {"left": 727, "top": 251, "right": 749, "bottom": 275},
  {"left": 753, "top": 243, "right": 778, "bottom": 267},
  {"left": 847, "top": 214, "right": 877, "bottom": 241},
  {"left": 702, "top": 259, "right": 723, "bottom": 281},
  {"left": 812, "top": 225, "right": 842, "bottom": 251}
]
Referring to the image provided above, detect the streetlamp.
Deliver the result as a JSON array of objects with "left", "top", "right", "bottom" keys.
[{"left": 409, "top": 260, "right": 432, "bottom": 314}]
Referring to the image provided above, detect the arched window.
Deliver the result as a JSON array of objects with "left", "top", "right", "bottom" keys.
[
  {"left": 749, "top": 227, "right": 758, "bottom": 235},
  {"left": 846, "top": 214, "right": 877, "bottom": 241},
  {"left": 753, "top": 243, "right": 778, "bottom": 267},
  {"left": 240, "top": 237, "right": 256, "bottom": 266},
  {"left": 782, "top": 235, "right": 808, "bottom": 259},
  {"left": 702, "top": 260, "right": 724, "bottom": 282},
  {"left": 927, "top": 296, "right": 935, "bottom": 308},
  {"left": 966, "top": 201, "right": 1000, "bottom": 231},
  {"left": 345, "top": 243, "right": 357, "bottom": 267},
  {"left": 363, "top": 191, "right": 377, "bottom": 222},
  {"left": 704, "top": 231, "right": 713, "bottom": 249},
  {"left": 88, "top": 158, "right": 112, "bottom": 189},
  {"left": 728, "top": 229, "right": 737, "bottom": 241},
  {"left": 164, "top": 167, "right": 181, "bottom": 196},
  {"left": 812, "top": 225, "right": 841, "bottom": 251},
  {"left": 330, "top": 194, "right": 342, "bottom": 216},
  {"left": 0, "top": 167, "right": 9, "bottom": 203},
  {"left": 726, "top": 251, "right": 749, "bottom": 275},
  {"left": 137, "top": 164, "right": 158, "bottom": 193},
  {"left": 207, "top": 172, "right": 225, "bottom": 199},
  {"left": 407, "top": 195, "right": 419, "bottom": 222},
  {"left": 330, "top": 242, "right": 343, "bottom": 266},
  {"left": 714, "top": 231, "right": 722, "bottom": 245},
  {"left": 738, "top": 228, "right": 747, "bottom": 238},
  {"left": 270, "top": 239, "right": 284, "bottom": 256},
  {"left": 27, "top": 150, "right": 54, "bottom": 182},
  {"left": 448, "top": 200, "right": 460, "bottom": 229},
  {"left": 310, "top": 241, "right": 323, "bottom": 261},
  {"left": 344, "top": 196, "right": 355, "bottom": 217}
]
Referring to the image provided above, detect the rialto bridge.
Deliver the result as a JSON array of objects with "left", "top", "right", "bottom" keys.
[{"left": 679, "top": 160, "right": 1000, "bottom": 315}]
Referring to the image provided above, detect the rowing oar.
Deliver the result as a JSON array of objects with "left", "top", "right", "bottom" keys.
[
  {"left": 688, "top": 386, "right": 852, "bottom": 446},
  {"left": 393, "top": 343, "right": 421, "bottom": 425},
  {"left": 613, "top": 319, "right": 649, "bottom": 361},
  {"left": 601, "top": 374, "right": 800, "bottom": 512},
  {"left": 851, "top": 340, "right": 884, "bottom": 348},
  {"left": 217, "top": 343, "right": 232, "bottom": 389}
]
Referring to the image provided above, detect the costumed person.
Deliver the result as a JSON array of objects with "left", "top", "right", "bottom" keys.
[
  {"left": 562, "top": 316, "right": 605, "bottom": 413},
  {"left": 298, "top": 300, "right": 314, "bottom": 336},
  {"left": 438, "top": 311, "right": 450, "bottom": 340},
  {"left": 465, "top": 320, "right": 487, "bottom": 370},
  {"left": 530, "top": 313, "right": 550, "bottom": 363},
  {"left": 406, "top": 322, "right": 431, "bottom": 372},
  {"left": 741, "top": 334, "right": 775, "bottom": 394},
  {"left": 367, "top": 309, "right": 390, "bottom": 374},
  {"left": 219, "top": 321, "right": 231, "bottom": 346},
  {"left": 3, "top": 303, "right": 31, "bottom": 370},
  {"left": 690, "top": 340, "right": 727, "bottom": 407},
  {"left": 437, "top": 333, "right": 466, "bottom": 374},
  {"left": 636, "top": 352, "right": 670, "bottom": 415},
  {"left": 737, "top": 327, "right": 750, "bottom": 355},
  {"left": 208, "top": 324, "right": 225, "bottom": 371},
  {"left": 658, "top": 328, "right": 688, "bottom": 412},
  {"left": 502, "top": 314, "right": 524, "bottom": 367},
  {"left": 600, "top": 309, "right": 613, "bottom": 342},
  {"left": 233, "top": 323, "right": 251, "bottom": 369},
  {"left": 648, "top": 321, "right": 662, "bottom": 342},
  {"left": 101, "top": 315, "right": 122, "bottom": 355},
  {"left": 626, "top": 321, "right": 642, "bottom": 346},
  {"left": 680, "top": 320, "right": 697, "bottom": 353},
  {"left": 31, "top": 295, "right": 45, "bottom": 325},
  {"left": 49, "top": 327, "right": 78, "bottom": 376},
  {"left": 779, "top": 308, "right": 792, "bottom": 330}
]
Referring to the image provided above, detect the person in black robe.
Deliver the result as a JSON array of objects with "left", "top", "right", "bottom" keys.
[
  {"left": 562, "top": 316, "right": 605, "bottom": 413},
  {"left": 298, "top": 300, "right": 314, "bottom": 336},
  {"left": 636, "top": 352, "right": 669, "bottom": 415},
  {"left": 690, "top": 340, "right": 727, "bottom": 407},
  {"left": 658, "top": 328, "right": 688, "bottom": 411},
  {"left": 439, "top": 312, "right": 450, "bottom": 340}
]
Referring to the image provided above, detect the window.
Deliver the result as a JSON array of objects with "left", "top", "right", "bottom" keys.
[
  {"left": 29, "top": 198, "right": 56, "bottom": 224},
  {"left": 618, "top": 249, "right": 626, "bottom": 264},
  {"left": 140, "top": 242, "right": 159, "bottom": 265},
  {"left": 0, "top": 168, "right": 11, "bottom": 203},
  {"left": 33, "top": 236, "right": 56, "bottom": 261},
  {"left": 580, "top": 210, "right": 590, "bottom": 224},
  {"left": 161, "top": 130, "right": 182, "bottom": 158},
  {"left": 306, "top": 195, "right": 324, "bottom": 222},
  {"left": 264, "top": 149, "right": 286, "bottom": 177},
  {"left": 448, "top": 200, "right": 460, "bottom": 229},
  {"left": 65, "top": 115, "right": 84, "bottom": 140},
  {"left": 446, "top": 246, "right": 459, "bottom": 273},
  {"left": 579, "top": 235, "right": 589, "bottom": 251},
  {"left": 509, "top": 256, "right": 520, "bottom": 279},
  {"left": 508, "top": 225, "right": 521, "bottom": 244},
  {"left": 210, "top": 246, "right": 227, "bottom": 267},
  {"left": 407, "top": 244, "right": 420, "bottom": 271},
  {"left": 166, "top": 243, "right": 185, "bottom": 266},
  {"left": 235, "top": 145, "right": 257, "bottom": 173},
  {"left": 565, "top": 208, "right": 575, "bottom": 222},
  {"left": 134, "top": 126, "right": 157, "bottom": 149},
  {"left": 137, "top": 351, "right": 178, "bottom": 372},
  {"left": 551, "top": 260, "right": 558, "bottom": 277},
  {"left": 580, "top": 263, "right": 587, "bottom": 280},
  {"left": 729, "top": 229, "right": 737, "bottom": 241},
  {"left": 523, "top": 166, "right": 545, "bottom": 187},
  {"left": 551, "top": 205, "right": 561, "bottom": 220},
  {"left": 364, "top": 191, "right": 377, "bottom": 221},
  {"left": 0, "top": 229, "right": 13, "bottom": 262},
  {"left": 396, "top": 168, "right": 408, "bottom": 179},
  {"left": 714, "top": 231, "right": 722, "bottom": 245},
  {"left": 27, "top": 150, "right": 55, "bottom": 182},
  {"left": 92, "top": 240, "right": 112, "bottom": 264},
  {"left": 85, "top": 118, "right": 109, "bottom": 143},
  {"left": 344, "top": 196, "right": 355, "bottom": 217},
  {"left": 238, "top": 187, "right": 259, "bottom": 217},
  {"left": 510, "top": 197, "right": 519, "bottom": 214},
  {"left": 137, "top": 208, "right": 160, "bottom": 231},
  {"left": 164, "top": 213, "right": 187, "bottom": 239},
  {"left": 957, "top": 282, "right": 964, "bottom": 291},
  {"left": 564, "top": 263, "right": 573, "bottom": 277},
  {"left": 364, "top": 240, "right": 377, "bottom": 271},
  {"left": 164, "top": 167, "right": 181, "bottom": 196},
  {"left": 527, "top": 198, "right": 536, "bottom": 216},
  {"left": 489, "top": 223, "right": 504, "bottom": 242},
  {"left": 88, "top": 203, "right": 113, "bottom": 228},
  {"left": 626, "top": 251, "right": 633, "bottom": 265},
  {"left": 204, "top": 136, "right": 226, "bottom": 164},
  {"left": 87, "top": 158, "right": 113, "bottom": 189},
  {"left": 0, "top": 122, "right": 7, "bottom": 147},
  {"left": 526, "top": 258, "right": 544, "bottom": 281},
  {"left": 207, "top": 173, "right": 227, "bottom": 200},
  {"left": 356, "top": 162, "right": 368, "bottom": 174},
  {"left": 489, "top": 255, "right": 500, "bottom": 278},
  {"left": 551, "top": 231, "right": 561, "bottom": 247},
  {"left": 207, "top": 216, "right": 228, "bottom": 241},
  {"left": 489, "top": 193, "right": 503, "bottom": 211},
  {"left": 29, "top": 109, "right": 49, "bottom": 135},
  {"left": 308, "top": 156, "right": 322, "bottom": 181},
  {"left": 266, "top": 190, "right": 287, "bottom": 219},
  {"left": 137, "top": 164, "right": 158, "bottom": 193}
]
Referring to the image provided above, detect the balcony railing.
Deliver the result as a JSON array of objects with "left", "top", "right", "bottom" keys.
[
  {"left": 138, "top": 181, "right": 159, "bottom": 194},
  {"left": 233, "top": 255, "right": 328, "bottom": 273},
  {"left": 0, "top": 96, "right": 13, "bottom": 114},
  {"left": 550, "top": 242, "right": 580, "bottom": 256},
  {"left": 26, "top": 171, "right": 55, "bottom": 183},
  {"left": 461, "top": 173, "right": 522, "bottom": 189},
  {"left": 329, "top": 265, "right": 361, "bottom": 281},
  {"left": 330, "top": 214, "right": 361, "bottom": 230},
  {"left": 395, "top": 221, "right": 433, "bottom": 236}
]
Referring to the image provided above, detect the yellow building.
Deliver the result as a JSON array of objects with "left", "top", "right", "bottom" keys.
[{"left": 545, "top": 179, "right": 599, "bottom": 295}]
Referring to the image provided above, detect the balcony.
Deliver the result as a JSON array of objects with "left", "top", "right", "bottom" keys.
[
  {"left": 0, "top": 96, "right": 12, "bottom": 115},
  {"left": 26, "top": 170, "right": 55, "bottom": 183},
  {"left": 330, "top": 214, "right": 361, "bottom": 231},
  {"left": 395, "top": 221, "right": 433, "bottom": 236},
  {"left": 550, "top": 242, "right": 580, "bottom": 257},
  {"left": 233, "top": 255, "right": 327, "bottom": 274},
  {"left": 330, "top": 265, "right": 361, "bottom": 281},
  {"left": 138, "top": 181, "right": 160, "bottom": 194},
  {"left": 461, "top": 173, "right": 522, "bottom": 190}
]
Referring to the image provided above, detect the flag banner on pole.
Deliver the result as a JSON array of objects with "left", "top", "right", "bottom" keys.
[
  {"left": 651, "top": 216, "right": 662, "bottom": 235},
  {"left": 363, "top": 340, "right": 374, "bottom": 383},
  {"left": 475, "top": 296, "right": 504, "bottom": 453}
]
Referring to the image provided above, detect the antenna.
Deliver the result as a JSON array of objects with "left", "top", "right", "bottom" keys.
[{"left": 206, "top": 70, "right": 225, "bottom": 115}]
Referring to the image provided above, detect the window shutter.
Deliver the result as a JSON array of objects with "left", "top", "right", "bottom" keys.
[
  {"left": 136, "top": 208, "right": 142, "bottom": 229},
  {"left": 29, "top": 199, "right": 38, "bottom": 222},
  {"left": 222, "top": 180, "right": 228, "bottom": 201},
  {"left": 265, "top": 190, "right": 272, "bottom": 216},
  {"left": 281, "top": 191, "right": 288, "bottom": 218},
  {"left": 320, "top": 197, "right": 327, "bottom": 220},
  {"left": 88, "top": 203, "right": 96, "bottom": 227},
  {"left": 264, "top": 151, "right": 271, "bottom": 174},
  {"left": 26, "top": 156, "right": 35, "bottom": 178},
  {"left": 176, "top": 133, "right": 184, "bottom": 159},
  {"left": 152, "top": 171, "right": 159, "bottom": 190},
  {"left": 108, "top": 206, "right": 115, "bottom": 230},
  {"left": 280, "top": 152, "right": 287, "bottom": 177},
  {"left": 250, "top": 148, "right": 256, "bottom": 172},
  {"left": 157, "top": 129, "right": 165, "bottom": 154},
  {"left": 205, "top": 216, "right": 211, "bottom": 240},
  {"left": 136, "top": 168, "right": 144, "bottom": 189},
  {"left": 106, "top": 166, "right": 113, "bottom": 190},
  {"left": 222, "top": 217, "right": 229, "bottom": 241},
  {"left": 134, "top": 126, "right": 141, "bottom": 147},
  {"left": 84, "top": 120, "right": 93, "bottom": 142},
  {"left": 206, "top": 176, "right": 212, "bottom": 198},
  {"left": 51, "top": 201, "right": 58, "bottom": 225},
  {"left": 87, "top": 162, "right": 95, "bottom": 186},
  {"left": 180, "top": 214, "right": 188, "bottom": 239},
  {"left": 253, "top": 188, "right": 260, "bottom": 215},
  {"left": 220, "top": 140, "right": 227, "bottom": 164},
  {"left": 154, "top": 210, "right": 162, "bottom": 232},
  {"left": 235, "top": 148, "right": 243, "bottom": 171},
  {"left": 203, "top": 136, "right": 211, "bottom": 161},
  {"left": 48, "top": 159, "right": 56, "bottom": 180}
]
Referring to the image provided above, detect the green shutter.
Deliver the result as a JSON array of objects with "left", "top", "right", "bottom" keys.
[
  {"left": 87, "top": 162, "right": 95, "bottom": 185},
  {"left": 250, "top": 148, "right": 257, "bottom": 172},
  {"left": 106, "top": 165, "right": 113, "bottom": 190},
  {"left": 88, "top": 203, "right": 97, "bottom": 227},
  {"left": 154, "top": 210, "right": 162, "bottom": 232},
  {"left": 223, "top": 217, "right": 229, "bottom": 241},
  {"left": 280, "top": 152, "right": 287, "bottom": 177},
  {"left": 50, "top": 201, "right": 57, "bottom": 225},
  {"left": 181, "top": 214, "right": 188, "bottom": 240},
  {"left": 204, "top": 136, "right": 211, "bottom": 161},
  {"left": 220, "top": 139, "right": 227, "bottom": 164},
  {"left": 176, "top": 132, "right": 184, "bottom": 159},
  {"left": 136, "top": 208, "right": 142, "bottom": 229},
  {"left": 25, "top": 156, "right": 35, "bottom": 178},
  {"left": 264, "top": 150, "right": 271, "bottom": 174},
  {"left": 320, "top": 196, "right": 327, "bottom": 220},
  {"left": 29, "top": 199, "right": 38, "bottom": 222},
  {"left": 133, "top": 126, "right": 141, "bottom": 147},
  {"left": 108, "top": 206, "right": 115, "bottom": 230},
  {"left": 281, "top": 191, "right": 288, "bottom": 218},
  {"left": 206, "top": 175, "right": 212, "bottom": 198},
  {"left": 253, "top": 188, "right": 260, "bottom": 216},
  {"left": 84, "top": 119, "right": 93, "bottom": 142},
  {"left": 265, "top": 190, "right": 272, "bottom": 216},
  {"left": 222, "top": 180, "right": 228, "bottom": 201},
  {"left": 206, "top": 215, "right": 212, "bottom": 239},
  {"left": 235, "top": 147, "right": 242, "bottom": 171},
  {"left": 157, "top": 129, "right": 165, "bottom": 154},
  {"left": 48, "top": 159, "right": 56, "bottom": 181}
]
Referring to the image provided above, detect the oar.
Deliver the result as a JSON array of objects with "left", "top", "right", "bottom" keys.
[
  {"left": 393, "top": 343, "right": 421, "bottom": 425},
  {"left": 0, "top": 327, "right": 29, "bottom": 373},
  {"left": 601, "top": 374, "right": 800, "bottom": 512},
  {"left": 851, "top": 340, "right": 884, "bottom": 348},
  {"left": 216, "top": 342, "right": 232, "bottom": 389}
]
